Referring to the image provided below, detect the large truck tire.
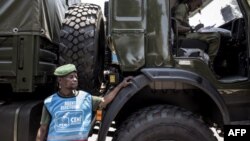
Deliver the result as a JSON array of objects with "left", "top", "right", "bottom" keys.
[
  {"left": 113, "top": 105, "right": 217, "bottom": 141},
  {"left": 104, "top": 1, "right": 109, "bottom": 19},
  {"left": 104, "top": 1, "right": 109, "bottom": 36},
  {"left": 59, "top": 3, "right": 105, "bottom": 94},
  {"left": 0, "top": 101, "right": 43, "bottom": 141}
]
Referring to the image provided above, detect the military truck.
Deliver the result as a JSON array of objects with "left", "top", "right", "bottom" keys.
[
  {"left": 0, "top": 0, "right": 105, "bottom": 138},
  {"left": 1, "top": 0, "right": 250, "bottom": 141},
  {"left": 94, "top": 0, "right": 250, "bottom": 141},
  {"left": 0, "top": 0, "right": 105, "bottom": 140}
]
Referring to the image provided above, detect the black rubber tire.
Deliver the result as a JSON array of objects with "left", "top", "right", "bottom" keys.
[
  {"left": 113, "top": 105, "right": 217, "bottom": 141},
  {"left": 59, "top": 3, "right": 105, "bottom": 94},
  {"left": 104, "top": 1, "right": 109, "bottom": 36},
  {"left": 104, "top": 1, "right": 109, "bottom": 20}
]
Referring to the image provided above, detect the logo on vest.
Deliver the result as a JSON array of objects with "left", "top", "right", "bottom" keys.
[{"left": 55, "top": 110, "right": 84, "bottom": 132}]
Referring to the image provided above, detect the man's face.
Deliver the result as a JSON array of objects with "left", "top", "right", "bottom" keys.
[{"left": 58, "top": 72, "right": 78, "bottom": 90}]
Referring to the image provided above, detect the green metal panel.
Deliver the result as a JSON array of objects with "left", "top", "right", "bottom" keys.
[
  {"left": 145, "top": 0, "right": 173, "bottom": 67},
  {"left": 0, "top": 36, "right": 17, "bottom": 77},
  {"left": 110, "top": 0, "right": 173, "bottom": 71},
  {"left": 111, "top": 0, "right": 145, "bottom": 71},
  {"left": 113, "top": 33, "right": 145, "bottom": 71},
  {"left": 0, "top": 35, "right": 57, "bottom": 92},
  {"left": 15, "top": 36, "right": 32, "bottom": 92},
  {"left": 0, "top": 0, "right": 62, "bottom": 92}
]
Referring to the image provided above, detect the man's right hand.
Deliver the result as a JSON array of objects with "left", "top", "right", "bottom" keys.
[
  {"left": 120, "top": 76, "right": 133, "bottom": 88},
  {"left": 194, "top": 23, "right": 204, "bottom": 31}
]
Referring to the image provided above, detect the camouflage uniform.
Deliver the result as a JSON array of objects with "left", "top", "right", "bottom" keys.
[{"left": 173, "top": 3, "right": 220, "bottom": 63}]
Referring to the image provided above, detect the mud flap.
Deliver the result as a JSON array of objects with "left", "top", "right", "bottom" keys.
[{"left": 0, "top": 101, "right": 43, "bottom": 141}]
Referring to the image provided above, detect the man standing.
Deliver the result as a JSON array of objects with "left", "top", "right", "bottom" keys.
[
  {"left": 36, "top": 64, "right": 132, "bottom": 141},
  {"left": 173, "top": 0, "right": 221, "bottom": 65}
]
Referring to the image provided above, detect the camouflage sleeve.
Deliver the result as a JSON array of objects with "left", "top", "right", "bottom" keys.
[
  {"left": 174, "top": 4, "right": 190, "bottom": 27},
  {"left": 40, "top": 106, "right": 51, "bottom": 125},
  {"left": 92, "top": 96, "right": 103, "bottom": 111},
  {"left": 174, "top": 4, "right": 187, "bottom": 22}
]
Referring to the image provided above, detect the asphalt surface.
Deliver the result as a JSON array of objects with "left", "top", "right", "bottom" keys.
[
  {"left": 88, "top": 134, "right": 112, "bottom": 141},
  {"left": 88, "top": 128, "right": 224, "bottom": 141}
]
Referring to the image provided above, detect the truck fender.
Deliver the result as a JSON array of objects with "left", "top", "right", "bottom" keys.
[
  {"left": 97, "top": 68, "right": 230, "bottom": 141},
  {"left": 141, "top": 68, "right": 230, "bottom": 123}
]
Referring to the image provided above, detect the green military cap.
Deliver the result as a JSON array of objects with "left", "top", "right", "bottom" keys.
[{"left": 54, "top": 64, "right": 77, "bottom": 76}]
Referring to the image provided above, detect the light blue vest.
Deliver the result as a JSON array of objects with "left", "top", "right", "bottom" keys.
[{"left": 44, "top": 91, "right": 92, "bottom": 141}]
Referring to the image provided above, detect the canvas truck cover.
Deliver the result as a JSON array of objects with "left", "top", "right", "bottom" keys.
[{"left": 0, "top": 0, "right": 71, "bottom": 44}]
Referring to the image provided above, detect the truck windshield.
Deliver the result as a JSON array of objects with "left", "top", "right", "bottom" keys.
[{"left": 189, "top": 0, "right": 242, "bottom": 28}]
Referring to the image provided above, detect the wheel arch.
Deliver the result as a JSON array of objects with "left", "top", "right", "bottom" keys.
[{"left": 97, "top": 68, "right": 230, "bottom": 141}]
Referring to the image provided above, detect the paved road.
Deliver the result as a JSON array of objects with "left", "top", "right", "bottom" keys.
[
  {"left": 89, "top": 134, "right": 112, "bottom": 141},
  {"left": 88, "top": 128, "right": 224, "bottom": 141}
]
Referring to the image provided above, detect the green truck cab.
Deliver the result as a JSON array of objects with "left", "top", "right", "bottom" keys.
[
  {"left": 97, "top": 0, "right": 250, "bottom": 140},
  {"left": 1, "top": 0, "right": 250, "bottom": 140}
]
